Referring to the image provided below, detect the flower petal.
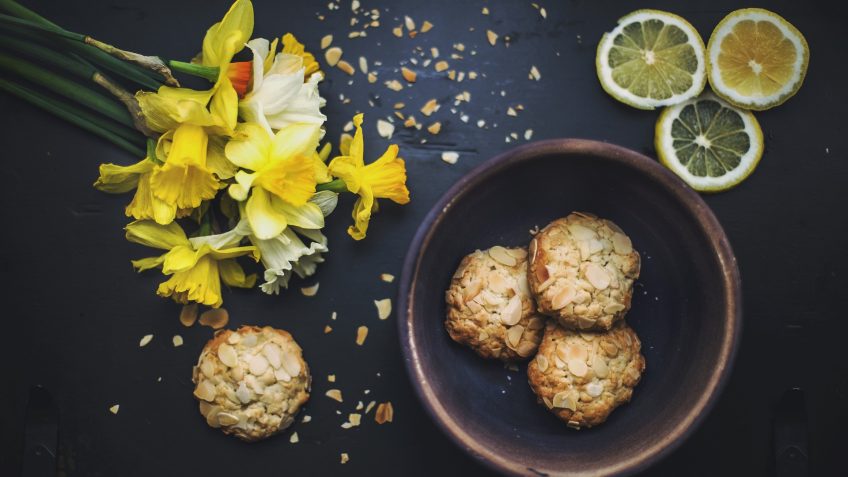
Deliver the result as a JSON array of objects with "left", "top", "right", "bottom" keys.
[
  {"left": 270, "top": 123, "right": 322, "bottom": 161},
  {"left": 245, "top": 38, "right": 270, "bottom": 92},
  {"left": 157, "top": 255, "right": 223, "bottom": 307},
  {"left": 276, "top": 199, "right": 325, "bottom": 229},
  {"left": 219, "top": 259, "right": 257, "bottom": 288},
  {"left": 246, "top": 187, "right": 288, "bottom": 239},
  {"left": 347, "top": 187, "right": 375, "bottom": 240},
  {"left": 131, "top": 254, "right": 167, "bottom": 272},
  {"left": 225, "top": 123, "right": 271, "bottom": 170},
  {"left": 201, "top": 0, "right": 254, "bottom": 67},
  {"left": 207, "top": 136, "right": 237, "bottom": 180},
  {"left": 309, "top": 190, "right": 339, "bottom": 216},
  {"left": 125, "top": 170, "right": 178, "bottom": 225},
  {"left": 125, "top": 220, "right": 190, "bottom": 250},
  {"left": 94, "top": 158, "right": 154, "bottom": 193},
  {"left": 364, "top": 144, "right": 410, "bottom": 204},
  {"left": 210, "top": 76, "right": 239, "bottom": 131},
  {"left": 162, "top": 244, "right": 207, "bottom": 274},
  {"left": 256, "top": 154, "right": 316, "bottom": 206},
  {"left": 228, "top": 170, "right": 256, "bottom": 201}
]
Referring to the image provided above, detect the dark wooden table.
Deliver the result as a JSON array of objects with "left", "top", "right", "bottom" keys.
[{"left": 2, "top": 0, "right": 846, "bottom": 475}]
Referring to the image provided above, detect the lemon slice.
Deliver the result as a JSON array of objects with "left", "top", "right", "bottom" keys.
[
  {"left": 596, "top": 10, "right": 706, "bottom": 110},
  {"left": 707, "top": 8, "right": 809, "bottom": 110},
  {"left": 655, "top": 93, "right": 763, "bottom": 192}
]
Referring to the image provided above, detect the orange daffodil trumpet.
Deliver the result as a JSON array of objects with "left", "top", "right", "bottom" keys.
[{"left": 89, "top": 0, "right": 410, "bottom": 308}]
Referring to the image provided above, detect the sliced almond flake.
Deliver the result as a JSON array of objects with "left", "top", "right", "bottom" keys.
[
  {"left": 367, "top": 72, "right": 377, "bottom": 83},
  {"left": 199, "top": 307, "right": 229, "bottom": 329},
  {"left": 427, "top": 122, "right": 442, "bottom": 134},
  {"left": 377, "top": 119, "right": 395, "bottom": 139},
  {"left": 486, "top": 30, "right": 498, "bottom": 46},
  {"left": 401, "top": 67, "right": 417, "bottom": 83},
  {"left": 393, "top": 103, "right": 405, "bottom": 110},
  {"left": 326, "top": 389, "right": 343, "bottom": 402},
  {"left": 324, "top": 325, "right": 333, "bottom": 334},
  {"left": 289, "top": 432, "right": 299, "bottom": 443},
  {"left": 358, "top": 56, "right": 368, "bottom": 74},
  {"left": 332, "top": 311, "right": 338, "bottom": 320},
  {"left": 447, "top": 70, "right": 456, "bottom": 81},
  {"left": 529, "top": 65, "right": 541, "bottom": 81},
  {"left": 404, "top": 15, "right": 415, "bottom": 31},
  {"left": 457, "top": 71, "right": 466, "bottom": 82},
  {"left": 349, "top": 413, "right": 362, "bottom": 426},
  {"left": 385, "top": 79, "right": 404, "bottom": 91},
  {"left": 337, "top": 60, "right": 355, "bottom": 75},
  {"left": 477, "top": 119, "right": 486, "bottom": 128},
  {"left": 179, "top": 303, "right": 198, "bottom": 327},
  {"left": 403, "top": 116, "right": 417, "bottom": 128},
  {"left": 375, "top": 402, "right": 394, "bottom": 424},
  {"left": 431, "top": 47, "right": 439, "bottom": 58},
  {"left": 540, "top": 7, "right": 547, "bottom": 18},
  {"left": 324, "top": 46, "right": 342, "bottom": 66},
  {"left": 139, "top": 334, "right": 153, "bottom": 347},
  {"left": 420, "top": 20, "right": 433, "bottom": 33},
  {"left": 356, "top": 325, "right": 369, "bottom": 345},
  {"left": 507, "top": 107, "right": 517, "bottom": 116},
  {"left": 320, "top": 34, "right": 333, "bottom": 49},
  {"left": 525, "top": 129, "right": 534, "bottom": 140},
  {"left": 343, "top": 121, "right": 354, "bottom": 132},
  {"left": 302, "top": 415, "right": 312, "bottom": 423},
  {"left": 109, "top": 404, "right": 120, "bottom": 414},
  {"left": 351, "top": 0, "right": 360, "bottom": 11},
  {"left": 392, "top": 26, "right": 403, "bottom": 38},
  {"left": 374, "top": 298, "right": 392, "bottom": 320},
  {"left": 301, "top": 283, "right": 320, "bottom": 296},
  {"left": 328, "top": 374, "right": 336, "bottom": 382},
  {"left": 441, "top": 151, "right": 459, "bottom": 164},
  {"left": 340, "top": 453, "right": 350, "bottom": 464},
  {"left": 510, "top": 132, "right": 519, "bottom": 140},
  {"left": 393, "top": 111, "right": 404, "bottom": 120},
  {"left": 420, "top": 98, "right": 439, "bottom": 116},
  {"left": 434, "top": 60, "right": 449, "bottom": 72},
  {"left": 482, "top": 7, "right": 489, "bottom": 14},
  {"left": 172, "top": 335, "right": 183, "bottom": 347}
]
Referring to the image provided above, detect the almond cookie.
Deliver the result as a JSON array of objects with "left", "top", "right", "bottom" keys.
[
  {"left": 192, "top": 326, "right": 311, "bottom": 442},
  {"left": 445, "top": 246, "right": 546, "bottom": 361},
  {"left": 528, "top": 212, "right": 640, "bottom": 331},
  {"left": 527, "top": 321, "right": 645, "bottom": 429}
]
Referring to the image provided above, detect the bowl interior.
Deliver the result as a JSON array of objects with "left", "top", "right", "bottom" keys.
[{"left": 401, "top": 140, "right": 739, "bottom": 476}]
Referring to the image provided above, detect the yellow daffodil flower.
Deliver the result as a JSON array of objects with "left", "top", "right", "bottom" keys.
[
  {"left": 327, "top": 114, "right": 410, "bottom": 240},
  {"left": 225, "top": 122, "right": 325, "bottom": 240},
  {"left": 126, "top": 220, "right": 258, "bottom": 308},
  {"left": 281, "top": 33, "right": 321, "bottom": 79}
]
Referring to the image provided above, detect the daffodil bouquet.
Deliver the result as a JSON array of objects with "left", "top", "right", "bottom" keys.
[{"left": 0, "top": 0, "right": 409, "bottom": 308}]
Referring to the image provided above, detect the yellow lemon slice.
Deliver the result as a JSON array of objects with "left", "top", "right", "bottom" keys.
[
  {"left": 596, "top": 9, "right": 707, "bottom": 110},
  {"left": 707, "top": 8, "right": 809, "bottom": 110},
  {"left": 655, "top": 93, "right": 763, "bottom": 192}
]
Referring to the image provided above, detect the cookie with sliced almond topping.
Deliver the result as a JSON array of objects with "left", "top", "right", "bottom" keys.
[
  {"left": 192, "top": 326, "right": 311, "bottom": 442},
  {"left": 445, "top": 246, "right": 546, "bottom": 362},
  {"left": 527, "top": 321, "right": 645, "bottom": 429},
  {"left": 528, "top": 213, "right": 640, "bottom": 331}
]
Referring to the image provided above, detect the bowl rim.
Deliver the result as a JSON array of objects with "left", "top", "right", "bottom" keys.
[{"left": 397, "top": 138, "right": 742, "bottom": 476}]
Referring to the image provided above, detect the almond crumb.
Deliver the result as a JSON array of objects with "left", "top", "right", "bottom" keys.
[
  {"left": 324, "top": 325, "right": 333, "bottom": 334},
  {"left": 374, "top": 298, "right": 392, "bottom": 320},
  {"left": 529, "top": 65, "right": 541, "bottom": 80},
  {"left": 301, "top": 283, "right": 319, "bottom": 296},
  {"left": 441, "top": 151, "right": 459, "bottom": 164},
  {"left": 324, "top": 46, "right": 342, "bottom": 66},
  {"left": 434, "top": 60, "right": 449, "bottom": 72},
  {"left": 401, "top": 67, "right": 417, "bottom": 82},
  {"left": 341, "top": 453, "right": 350, "bottom": 464},
  {"left": 172, "top": 335, "right": 183, "bottom": 347},
  {"left": 320, "top": 34, "right": 333, "bottom": 49},
  {"left": 420, "top": 98, "right": 439, "bottom": 116},
  {"left": 375, "top": 402, "right": 394, "bottom": 424},
  {"left": 109, "top": 404, "right": 120, "bottom": 415},
  {"left": 289, "top": 432, "right": 299, "bottom": 443},
  {"left": 380, "top": 273, "right": 395, "bottom": 283},
  {"left": 486, "top": 30, "right": 498, "bottom": 46},
  {"left": 385, "top": 79, "right": 404, "bottom": 91},
  {"left": 337, "top": 60, "right": 355, "bottom": 75},
  {"left": 326, "top": 389, "right": 343, "bottom": 402},
  {"left": 392, "top": 26, "right": 403, "bottom": 38},
  {"left": 139, "top": 334, "right": 153, "bottom": 347},
  {"left": 421, "top": 21, "right": 433, "bottom": 33},
  {"left": 356, "top": 325, "right": 369, "bottom": 345},
  {"left": 427, "top": 122, "right": 442, "bottom": 134}
]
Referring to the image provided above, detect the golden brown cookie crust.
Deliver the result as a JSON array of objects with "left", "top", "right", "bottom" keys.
[
  {"left": 445, "top": 246, "right": 546, "bottom": 362},
  {"left": 192, "top": 326, "right": 311, "bottom": 442},
  {"left": 528, "top": 212, "right": 641, "bottom": 331},
  {"left": 527, "top": 321, "right": 645, "bottom": 429}
]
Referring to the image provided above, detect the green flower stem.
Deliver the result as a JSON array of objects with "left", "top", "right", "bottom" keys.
[
  {"left": 0, "top": 33, "right": 92, "bottom": 77},
  {"left": 0, "top": 2, "right": 165, "bottom": 89},
  {"left": 168, "top": 60, "right": 219, "bottom": 82},
  {"left": 0, "top": 20, "right": 163, "bottom": 90},
  {"left": 316, "top": 179, "right": 348, "bottom": 193},
  {"left": 0, "top": 52, "right": 135, "bottom": 130},
  {"left": 0, "top": 78, "right": 145, "bottom": 157}
]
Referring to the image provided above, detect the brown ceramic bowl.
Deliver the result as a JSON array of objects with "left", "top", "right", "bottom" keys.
[{"left": 398, "top": 139, "right": 741, "bottom": 476}]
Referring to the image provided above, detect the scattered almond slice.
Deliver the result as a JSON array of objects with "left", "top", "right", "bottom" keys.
[
  {"left": 324, "top": 325, "right": 333, "bottom": 334},
  {"left": 507, "top": 107, "right": 517, "bottom": 117},
  {"left": 358, "top": 56, "right": 368, "bottom": 74},
  {"left": 403, "top": 116, "right": 417, "bottom": 128},
  {"left": 289, "top": 432, "right": 299, "bottom": 443},
  {"left": 392, "top": 26, "right": 403, "bottom": 38},
  {"left": 486, "top": 30, "right": 498, "bottom": 46},
  {"left": 341, "top": 453, "right": 350, "bottom": 464},
  {"left": 365, "top": 400, "right": 377, "bottom": 414},
  {"left": 325, "top": 47, "right": 342, "bottom": 67},
  {"left": 337, "top": 60, "right": 355, "bottom": 75},
  {"left": 441, "top": 151, "right": 459, "bottom": 164},
  {"left": 109, "top": 404, "right": 120, "bottom": 415},
  {"left": 482, "top": 7, "right": 489, "bottom": 14},
  {"left": 139, "top": 334, "right": 153, "bottom": 347},
  {"left": 301, "top": 283, "right": 320, "bottom": 296},
  {"left": 374, "top": 299, "right": 392, "bottom": 320},
  {"left": 356, "top": 326, "right": 369, "bottom": 345},
  {"left": 401, "top": 67, "right": 417, "bottom": 83},
  {"left": 404, "top": 15, "right": 415, "bottom": 31},
  {"left": 529, "top": 65, "right": 541, "bottom": 81},
  {"left": 434, "top": 60, "right": 449, "bottom": 72},
  {"left": 427, "top": 122, "right": 442, "bottom": 134},
  {"left": 172, "top": 335, "right": 183, "bottom": 347},
  {"left": 328, "top": 374, "right": 336, "bottom": 382},
  {"left": 540, "top": 7, "right": 547, "bottom": 19},
  {"left": 367, "top": 72, "right": 377, "bottom": 83},
  {"left": 385, "top": 79, "right": 404, "bottom": 91},
  {"left": 525, "top": 129, "right": 534, "bottom": 140},
  {"left": 375, "top": 402, "right": 394, "bottom": 424},
  {"left": 420, "top": 21, "right": 433, "bottom": 33},
  {"left": 199, "top": 308, "right": 229, "bottom": 329},
  {"left": 420, "top": 99, "right": 439, "bottom": 116},
  {"left": 326, "top": 389, "right": 343, "bottom": 402},
  {"left": 302, "top": 415, "right": 312, "bottom": 423},
  {"left": 377, "top": 119, "right": 395, "bottom": 139},
  {"left": 380, "top": 273, "right": 395, "bottom": 283},
  {"left": 320, "top": 34, "right": 333, "bottom": 49},
  {"left": 179, "top": 303, "right": 198, "bottom": 327}
]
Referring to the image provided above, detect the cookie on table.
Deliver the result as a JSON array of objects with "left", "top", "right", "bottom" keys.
[
  {"left": 527, "top": 321, "right": 645, "bottom": 429},
  {"left": 192, "top": 326, "right": 311, "bottom": 442},
  {"left": 445, "top": 246, "right": 546, "bottom": 361},
  {"left": 528, "top": 212, "right": 640, "bottom": 331}
]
